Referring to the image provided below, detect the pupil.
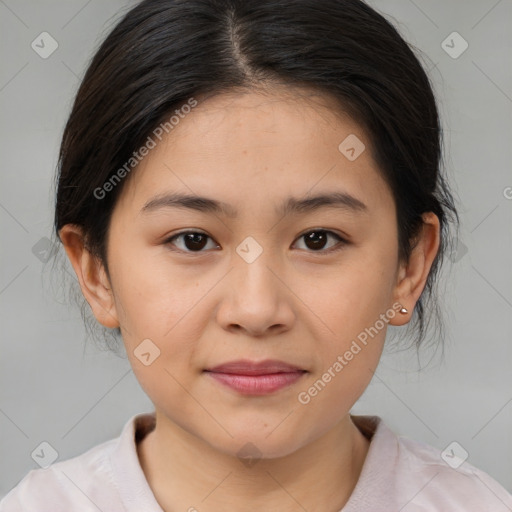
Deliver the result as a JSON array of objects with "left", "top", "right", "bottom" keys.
[
  {"left": 305, "top": 231, "right": 326, "bottom": 250},
  {"left": 185, "top": 233, "right": 207, "bottom": 251}
]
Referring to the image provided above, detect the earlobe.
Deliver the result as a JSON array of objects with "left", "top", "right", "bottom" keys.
[
  {"left": 59, "top": 224, "right": 120, "bottom": 329},
  {"left": 389, "top": 212, "right": 440, "bottom": 326}
]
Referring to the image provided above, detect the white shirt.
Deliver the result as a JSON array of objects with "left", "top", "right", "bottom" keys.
[{"left": 1, "top": 412, "right": 511, "bottom": 511}]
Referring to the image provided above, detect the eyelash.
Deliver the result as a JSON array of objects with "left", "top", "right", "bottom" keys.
[{"left": 163, "top": 229, "right": 348, "bottom": 255}]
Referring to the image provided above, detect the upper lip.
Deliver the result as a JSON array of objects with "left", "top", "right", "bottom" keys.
[{"left": 205, "top": 359, "right": 306, "bottom": 375}]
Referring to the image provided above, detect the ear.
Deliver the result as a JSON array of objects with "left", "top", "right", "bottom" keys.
[
  {"left": 59, "top": 224, "right": 119, "bottom": 329},
  {"left": 389, "top": 212, "right": 440, "bottom": 326}
]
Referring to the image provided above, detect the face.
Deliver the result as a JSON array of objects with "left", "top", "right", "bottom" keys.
[{"left": 86, "top": 88, "right": 408, "bottom": 458}]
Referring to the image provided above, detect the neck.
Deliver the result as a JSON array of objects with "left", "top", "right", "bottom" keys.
[{"left": 137, "top": 411, "right": 370, "bottom": 512}]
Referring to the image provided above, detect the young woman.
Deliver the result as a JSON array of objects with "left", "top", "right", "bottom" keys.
[{"left": 2, "top": 0, "right": 511, "bottom": 510}]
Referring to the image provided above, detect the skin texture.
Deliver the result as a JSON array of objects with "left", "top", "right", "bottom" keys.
[{"left": 60, "top": 87, "right": 440, "bottom": 512}]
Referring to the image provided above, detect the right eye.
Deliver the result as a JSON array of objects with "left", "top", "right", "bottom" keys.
[{"left": 164, "top": 231, "right": 220, "bottom": 253}]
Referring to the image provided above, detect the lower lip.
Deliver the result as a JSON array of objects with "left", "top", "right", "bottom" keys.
[{"left": 205, "top": 371, "right": 306, "bottom": 395}]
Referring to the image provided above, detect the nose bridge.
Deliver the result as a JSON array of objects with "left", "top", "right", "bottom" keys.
[
  {"left": 232, "top": 234, "right": 281, "bottom": 300},
  {"left": 216, "top": 235, "right": 293, "bottom": 335}
]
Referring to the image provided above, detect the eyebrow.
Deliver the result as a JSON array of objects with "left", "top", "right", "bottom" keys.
[{"left": 141, "top": 191, "right": 368, "bottom": 218}]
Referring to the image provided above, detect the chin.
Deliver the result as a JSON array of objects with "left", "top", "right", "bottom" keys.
[{"left": 206, "top": 424, "right": 306, "bottom": 462}]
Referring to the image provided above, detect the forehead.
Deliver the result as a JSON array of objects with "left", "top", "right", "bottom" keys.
[
  {"left": 116, "top": 87, "right": 394, "bottom": 219},
  {"left": 172, "top": 87, "right": 361, "bottom": 149}
]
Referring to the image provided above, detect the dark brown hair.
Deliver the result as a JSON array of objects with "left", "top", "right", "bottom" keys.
[{"left": 54, "top": 0, "right": 458, "bottom": 352}]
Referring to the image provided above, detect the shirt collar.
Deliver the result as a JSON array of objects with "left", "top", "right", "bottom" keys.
[
  {"left": 109, "top": 411, "right": 396, "bottom": 512},
  {"left": 109, "top": 411, "right": 163, "bottom": 512}
]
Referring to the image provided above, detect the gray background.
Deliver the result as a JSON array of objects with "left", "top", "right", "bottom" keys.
[{"left": 1, "top": 0, "right": 511, "bottom": 500}]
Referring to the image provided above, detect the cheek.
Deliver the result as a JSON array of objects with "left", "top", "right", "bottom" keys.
[
  {"left": 296, "top": 245, "right": 397, "bottom": 336},
  {"left": 295, "top": 346, "right": 380, "bottom": 437},
  {"left": 109, "top": 245, "right": 211, "bottom": 340},
  {"left": 109, "top": 252, "right": 221, "bottom": 403},
  {"left": 294, "top": 244, "right": 397, "bottom": 388},
  {"left": 296, "top": 284, "right": 392, "bottom": 423}
]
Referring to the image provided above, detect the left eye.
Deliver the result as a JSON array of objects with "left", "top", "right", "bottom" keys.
[
  {"left": 293, "top": 230, "right": 345, "bottom": 252},
  {"left": 165, "top": 229, "right": 345, "bottom": 253}
]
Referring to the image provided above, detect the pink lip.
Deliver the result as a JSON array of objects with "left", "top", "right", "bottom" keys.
[{"left": 204, "top": 359, "right": 307, "bottom": 395}]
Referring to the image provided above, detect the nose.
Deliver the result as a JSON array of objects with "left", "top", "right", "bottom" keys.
[{"left": 215, "top": 248, "right": 295, "bottom": 337}]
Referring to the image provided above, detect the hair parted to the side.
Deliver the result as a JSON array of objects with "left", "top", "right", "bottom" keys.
[{"left": 52, "top": 0, "right": 459, "bottom": 355}]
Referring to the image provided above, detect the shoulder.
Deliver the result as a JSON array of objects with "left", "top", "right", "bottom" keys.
[
  {"left": 396, "top": 433, "right": 512, "bottom": 510},
  {"left": 348, "top": 415, "right": 512, "bottom": 511},
  {"left": 0, "top": 436, "right": 120, "bottom": 512},
  {"left": 0, "top": 412, "right": 159, "bottom": 512}
]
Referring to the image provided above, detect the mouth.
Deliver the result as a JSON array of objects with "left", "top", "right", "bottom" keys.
[{"left": 203, "top": 359, "right": 308, "bottom": 395}]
